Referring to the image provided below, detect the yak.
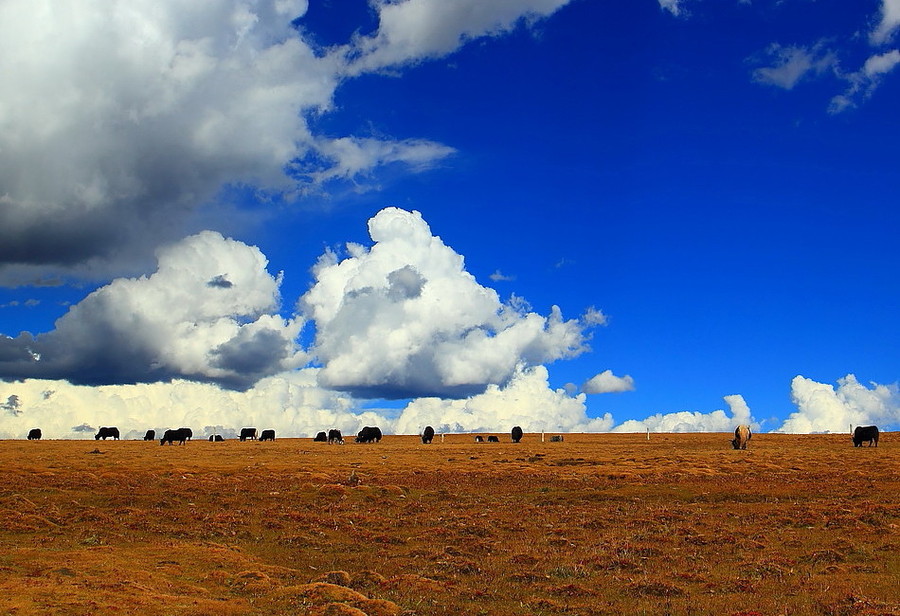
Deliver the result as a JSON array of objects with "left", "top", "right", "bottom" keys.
[
  {"left": 511, "top": 426, "right": 523, "bottom": 443},
  {"left": 95, "top": 427, "right": 120, "bottom": 440},
  {"left": 143, "top": 429, "right": 156, "bottom": 441},
  {"left": 853, "top": 425, "right": 879, "bottom": 447},
  {"left": 356, "top": 426, "right": 382, "bottom": 443},
  {"left": 422, "top": 426, "right": 435, "bottom": 444},
  {"left": 239, "top": 427, "right": 257, "bottom": 441},
  {"left": 487, "top": 435, "right": 500, "bottom": 443},
  {"left": 27, "top": 428, "right": 42, "bottom": 440},
  {"left": 260, "top": 429, "right": 276, "bottom": 441},
  {"left": 328, "top": 429, "right": 344, "bottom": 444},
  {"left": 160, "top": 428, "right": 190, "bottom": 445},
  {"left": 314, "top": 431, "right": 328, "bottom": 442},
  {"left": 731, "top": 425, "right": 752, "bottom": 450}
]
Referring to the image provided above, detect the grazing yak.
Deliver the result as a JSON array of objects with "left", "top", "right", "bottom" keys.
[
  {"left": 511, "top": 426, "right": 523, "bottom": 443},
  {"left": 260, "top": 429, "right": 276, "bottom": 441},
  {"left": 731, "top": 425, "right": 752, "bottom": 450},
  {"left": 853, "top": 425, "right": 879, "bottom": 447},
  {"left": 474, "top": 435, "right": 484, "bottom": 443},
  {"left": 160, "top": 428, "right": 190, "bottom": 445},
  {"left": 180, "top": 428, "right": 193, "bottom": 441},
  {"left": 143, "top": 430, "right": 156, "bottom": 441},
  {"left": 549, "top": 435, "right": 564, "bottom": 443},
  {"left": 239, "top": 427, "right": 257, "bottom": 441},
  {"left": 95, "top": 427, "right": 120, "bottom": 440},
  {"left": 208, "top": 434, "right": 224, "bottom": 442},
  {"left": 355, "top": 426, "right": 382, "bottom": 443},
  {"left": 314, "top": 431, "right": 328, "bottom": 442},
  {"left": 422, "top": 426, "right": 435, "bottom": 444},
  {"left": 487, "top": 436, "right": 500, "bottom": 443},
  {"left": 27, "top": 428, "right": 42, "bottom": 440},
  {"left": 328, "top": 429, "right": 344, "bottom": 444}
]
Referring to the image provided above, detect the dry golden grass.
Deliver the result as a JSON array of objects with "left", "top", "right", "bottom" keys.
[{"left": 1, "top": 433, "right": 898, "bottom": 615}]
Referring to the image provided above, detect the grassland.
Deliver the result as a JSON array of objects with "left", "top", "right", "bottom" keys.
[{"left": 0, "top": 433, "right": 898, "bottom": 615}]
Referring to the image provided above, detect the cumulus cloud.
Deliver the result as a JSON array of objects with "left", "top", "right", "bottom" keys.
[
  {"left": 871, "top": 0, "right": 900, "bottom": 45},
  {"left": 392, "top": 364, "right": 614, "bottom": 435},
  {"left": 0, "top": 365, "right": 614, "bottom": 440},
  {"left": 0, "top": 370, "right": 369, "bottom": 440},
  {"left": 777, "top": 374, "right": 900, "bottom": 434},
  {"left": 0, "top": 232, "right": 305, "bottom": 389},
  {"left": 301, "top": 208, "right": 598, "bottom": 399},
  {"left": 751, "top": 43, "right": 837, "bottom": 90},
  {"left": 0, "top": 0, "right": 334, "bottom": 281},
  {"left": 3, "top": 0, "right": 574, "bottom": 284},
  {"left": 611, "top": 394, "right": 755, "bottom": 433},
  {"left": 347, "top": 0, "right": 571, "bottom": 73},
  {"left": 0, "top": 207, "right": 602, "bottom": 396},
  {"left": 583, "top": 370, "right": 635, "bottom": 394}
]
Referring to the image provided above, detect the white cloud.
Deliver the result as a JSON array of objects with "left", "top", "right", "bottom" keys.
[
  {"left": 746, "top": 1, "right": 900, "bottom": 111},
  {"left": 0, "top": 370, "right": 370, "bottom": 440},
  {"left": 0, "top": 0, "right": 342, "bottom": 280},
  {"left": 611, "top": 394, "right": 755, "bottom": 433},
  {"left": 5, "top": 0, "right": 571, "bottom": 282},
  {"left": 347, "top": 0, "right": 571, "bottom": 74},
  {"left": 863, "top": 48, "right": 900, "bottom": 76},
  {"left": 829, "top": 49, "right": 900, "bottom": 113},
  {"left": 393, "top": 364, "right": 614, "bottom": 434},
  {"left": 777, "top": 374, "right": 900, "bottom": 434},
  {"left": 301, "top": 207, "right": 597, "bottom": 399},
  {"left": 305, "top": 137, "right": 457, "bottom": 184},
  {"left": 871, "top": 0, "right": 900, "bottom": 45},
  {"left": 658, "top": 0, "right": 682, "bottom": 16},
  {"left": 583, "top": 369, "right": 635, "bottom": 394},
  {"left": 751, "top": 43, "right": 836, "bottom": 90},
  {"left": 489, "top": 270, "right": 515, "bottom": 282},
  {"left": 0, "top": 363, "right": 614, "bottom": 440},
  {"left": 0, "top": 232, "right": 305, "bottom": 389}
]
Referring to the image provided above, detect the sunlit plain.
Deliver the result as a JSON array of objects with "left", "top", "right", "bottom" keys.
[{"left": 1, "top": 433, "right": 898, "bottom": 615}]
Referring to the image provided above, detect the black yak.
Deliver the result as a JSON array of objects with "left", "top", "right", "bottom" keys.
[
  {"left": 853, "top": 425, "right": 879, "bottom": 447},
  {"left": 160, "top": 428, "right": 190, "bottom": 445},
  {"left": 95, "top": 427, "right": 119, "bottom": 440},
  {"left": 422, "top": 426, "right": 435, "bottom": 444}
]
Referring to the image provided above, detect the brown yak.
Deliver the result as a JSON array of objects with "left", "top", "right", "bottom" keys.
[{"left": 731, "top": 425, "right": 752, "bottom": 450}]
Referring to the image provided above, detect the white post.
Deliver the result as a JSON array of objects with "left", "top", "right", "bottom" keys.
[
  {"left": 541, "top": 431, "right": 545, "bottom": 443},
  {"left": 647, "top": 428, "right": 650, "bottom": 441},
  {"left": 441, "top": 433, "right": 445, "bottom": 443}
]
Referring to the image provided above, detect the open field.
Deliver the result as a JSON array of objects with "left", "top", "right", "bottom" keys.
[{"left": 0, "top": 433, "right": 898, "bottom": 615}]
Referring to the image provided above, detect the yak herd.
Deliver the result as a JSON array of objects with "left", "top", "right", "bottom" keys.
[{"left": 21, "top": 424, "right": 884, "bottom": 449}]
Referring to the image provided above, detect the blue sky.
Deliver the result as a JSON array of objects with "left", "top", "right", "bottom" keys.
[{"left": 0, "top": 0, "right": 897, "bottom": 437}]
